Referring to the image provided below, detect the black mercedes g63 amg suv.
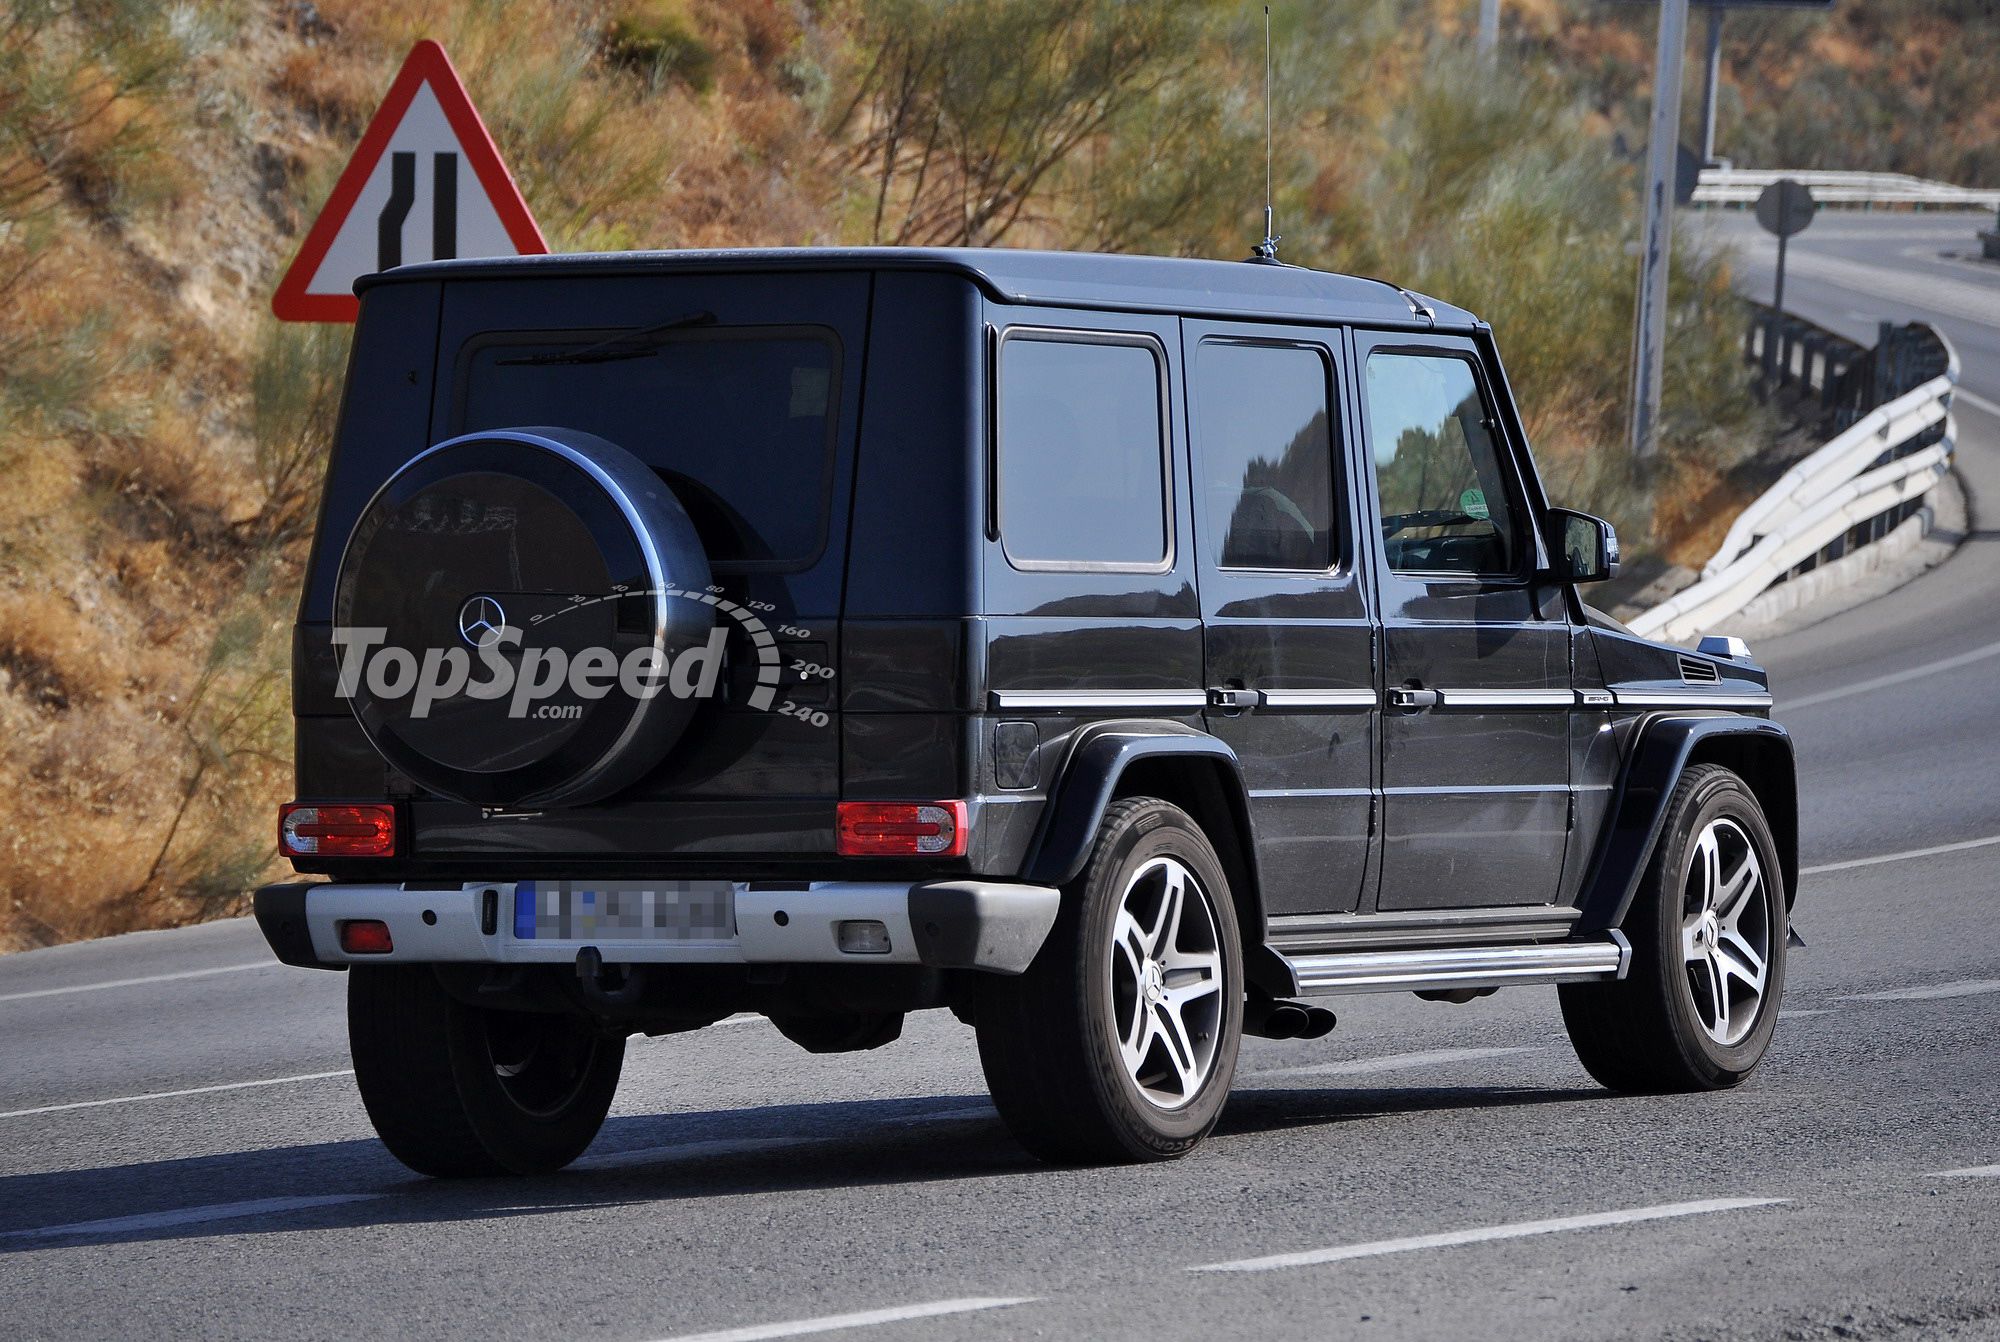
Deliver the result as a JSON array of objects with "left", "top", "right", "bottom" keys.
[{"left": 254, "top": 247, "right": 1795, "bottom": 1176}]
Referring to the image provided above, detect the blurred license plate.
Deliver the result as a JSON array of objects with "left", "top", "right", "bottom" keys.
[{"left": 512, "top": 881, "right": 734, "bottom": 941}]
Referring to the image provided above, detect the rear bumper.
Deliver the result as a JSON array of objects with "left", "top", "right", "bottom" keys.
[{"left": 252, "top": 878, "right": 1061, "bottom": 976}]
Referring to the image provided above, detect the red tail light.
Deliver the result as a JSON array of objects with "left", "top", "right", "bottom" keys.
[
  {"left": 338, "top": 920, "right": 394, "bottom": 954},
  {"left": 280, "top": 804, "right": 396, "bottom": 858},
  {"left": 837, "top": 801, "right": 968, "bottom": 857}
]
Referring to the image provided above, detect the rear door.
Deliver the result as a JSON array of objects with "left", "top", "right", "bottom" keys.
[
  {"left": 1185, "top": 322, "right": 1375, "bottom": 916},
  {"left": 1351, "top": 331, "right": 1571, "bottom": 910},
  {"left": 414, "top": 270, "right": 870, "bottom": 863}
]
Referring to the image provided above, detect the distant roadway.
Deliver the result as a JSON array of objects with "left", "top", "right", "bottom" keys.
[{"left": 2, "top": 212, "right": 1996, "bottom": 1341}]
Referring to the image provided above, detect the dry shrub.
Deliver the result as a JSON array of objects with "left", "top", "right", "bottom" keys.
[
  {"left": 270, "top": 48, "right": 379, "bottom": 131},
  {"left": 0, "top": 588, "right": 124, "bottom": 706}
]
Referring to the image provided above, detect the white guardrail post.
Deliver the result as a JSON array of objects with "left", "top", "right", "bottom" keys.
[{"left": 1626, "top": 327, "right": 1958, "bottom": 645}]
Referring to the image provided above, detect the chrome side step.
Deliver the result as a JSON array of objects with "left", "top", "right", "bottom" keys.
[{"left": 1281, "top": 933, "right": 1631, "bottom": 997}]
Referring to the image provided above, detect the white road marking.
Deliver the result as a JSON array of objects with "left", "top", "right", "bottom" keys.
[
  {"left": 1802, "top": 834, "right": 2000, "bottom": 876},
  {"left": 1928, "top": 1164, "right": 2000, "bottom": 1179},
  {"left": 1260, "top": 1046, "right": 1537, "bottom": 1079},
  {"left": 1955, "top": 387, "right": 2000, "bottom": 419},
  {"left": 1843, "top": 980, "right": 2000, "bottom": 1002},
  {"left": 0, "top": 961, "right": 271, "bottom": 1004},
  {"left": 1783, "top": 639, "right": 2000, "bottom": 712},
  {"left": 0, "top": 1069, "right": 355, "bottom": 1120},
  {"left": 1190, "top": 1197, "right": 1786, "bottom": 1273},
  {"left": 2, "top": 1194, "right": 381, "bottom": 1242},
  {"left": 649, "top": 1297, "right": 1037, "bottom": 1342}
]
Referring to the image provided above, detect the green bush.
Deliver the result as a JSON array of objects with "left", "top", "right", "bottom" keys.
[{"left": 607, "top": 0, "right": 717, "bottom": 95}]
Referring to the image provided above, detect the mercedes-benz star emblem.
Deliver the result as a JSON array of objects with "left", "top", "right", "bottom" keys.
[{"left": 457, "top": 595, "right": 508, "bottom": 649}]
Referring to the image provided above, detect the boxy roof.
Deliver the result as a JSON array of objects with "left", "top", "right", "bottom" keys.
[{"left": 359, "top": 246, "right": 1480, "bottom": 331}]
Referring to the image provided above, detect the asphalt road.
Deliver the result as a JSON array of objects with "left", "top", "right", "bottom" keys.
[{"left": 3, "top": 214, "right": 1998, "bottom": 1341}]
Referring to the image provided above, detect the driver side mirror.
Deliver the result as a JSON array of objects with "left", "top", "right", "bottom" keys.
[{"left": 1546, "top": 508, "right": 1619, "bottom": 583}]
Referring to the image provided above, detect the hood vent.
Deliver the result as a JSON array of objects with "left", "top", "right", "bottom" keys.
[{"left": 1678, "top": 655, "right": 1721, "bottom": 684}]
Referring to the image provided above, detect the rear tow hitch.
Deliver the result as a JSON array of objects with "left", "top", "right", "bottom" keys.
[{"left": 574, "top": 945, "right": 648, "bottom": 1008}]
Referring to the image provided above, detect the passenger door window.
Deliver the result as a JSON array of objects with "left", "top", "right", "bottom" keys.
[
  {"left": 996, "top": 333, "right": 1169, "bottom": 571},
  {"left": 1363, "top": 353, "right": 1524, "bottom": 577},
  {"left": 1193, "top": 342, "right": 1339, "bottom": 572}
]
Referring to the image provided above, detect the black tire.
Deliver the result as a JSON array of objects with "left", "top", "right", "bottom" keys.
[
  {"left": 975, "top": 798, "right": 1244, "bottom": 1164},
  {"left": 1561, "top": 764, "right": 1787, "bottom": 1092},
  {"left": 348, "top": 965, "right": 625, "bottom": 1177}
]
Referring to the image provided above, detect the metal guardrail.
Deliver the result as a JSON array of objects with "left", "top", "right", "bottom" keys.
[
  {"left": 1746, "top": 311, "right": 1871, "bottom": 430},
  {"left": 1692, "top": 168, "right": 2000, "bottom": 211},
  {"left": 1627, "top": 322, "right": 1957, "bottom": 646}
]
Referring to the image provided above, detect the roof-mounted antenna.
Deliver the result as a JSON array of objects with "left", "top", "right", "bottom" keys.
[{"left": 1250, "top": 5, "right": 1282, "bottom": 264}]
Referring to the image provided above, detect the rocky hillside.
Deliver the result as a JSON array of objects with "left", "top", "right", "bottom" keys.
[{"left": 0, "top": 0, "right": 1985, "bottom": 950}]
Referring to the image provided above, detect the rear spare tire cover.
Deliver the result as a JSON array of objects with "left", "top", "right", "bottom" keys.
[{"left": 333, "top": 428, "right": 714, "bottom": 808}]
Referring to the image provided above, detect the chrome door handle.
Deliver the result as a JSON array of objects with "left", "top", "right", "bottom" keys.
[
  {"left": 1388, "top": 687, "right": 1440, "bottom": 711},
  {"left": 1208, "top": 687, "right": 1261, "bottom": 711}
]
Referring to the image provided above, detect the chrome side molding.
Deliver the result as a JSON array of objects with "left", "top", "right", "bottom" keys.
[{"left": 988, "top": 689, "right": 1208, "bottom": 711}]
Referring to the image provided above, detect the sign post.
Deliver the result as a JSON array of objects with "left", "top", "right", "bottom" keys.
[
  {"left": 272, "top": 41, "right": 545, "bottom": 323},
  {"left": 1619, "top": 0, "right": 1837, "bottom": 457},
  {"left": 1755, "top": 177, "right": 1816, "bottom": 385},
  {"left": 1627, "top": 0, "right": 1690, "bottom": 460}
]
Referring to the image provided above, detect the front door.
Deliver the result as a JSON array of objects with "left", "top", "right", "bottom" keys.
[
  {"left": 1187, "top": 323, "right": 1375, "bottom": 916},
  {"left": 1352, "top": 332, "right": 1571, "bottom": 911}
]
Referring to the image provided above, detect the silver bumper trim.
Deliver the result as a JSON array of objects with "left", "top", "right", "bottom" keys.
[{"left": 298, "top": 879, "right": 1061, "bottom": 974}]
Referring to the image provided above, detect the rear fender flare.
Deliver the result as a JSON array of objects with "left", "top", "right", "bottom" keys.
[{"left": 1019, "top": 723, "right": 1284, "bottom": 994}]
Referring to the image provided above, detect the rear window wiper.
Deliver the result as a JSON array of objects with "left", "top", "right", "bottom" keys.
[{"left": 495, "top": 309, "right": 717, "bottom": 366}]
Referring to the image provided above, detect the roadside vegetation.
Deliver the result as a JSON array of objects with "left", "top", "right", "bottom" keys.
[{"left": 0, "top": 0, "right": 1981, "bottom": 949}]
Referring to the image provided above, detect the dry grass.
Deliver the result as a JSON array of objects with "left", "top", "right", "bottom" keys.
[{"left": 0, "top": 0, "right": 1971, "bottom": 952}]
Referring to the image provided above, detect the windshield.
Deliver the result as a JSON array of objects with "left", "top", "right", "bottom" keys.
[{"left": 457, "top": 327, "right": 839, "bottom": 569}]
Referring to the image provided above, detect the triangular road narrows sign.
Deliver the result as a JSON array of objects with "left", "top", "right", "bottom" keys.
[{"left": 272, "top": 40, "right": 546, "bottom": 322}]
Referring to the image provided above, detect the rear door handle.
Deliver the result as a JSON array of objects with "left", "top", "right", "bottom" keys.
[
  {"left": 1388, "top": 687, "right": 1439, "bottom": 711},
  {"left": 1208, "top": 687, "right": 1261, "bottom": 711}
]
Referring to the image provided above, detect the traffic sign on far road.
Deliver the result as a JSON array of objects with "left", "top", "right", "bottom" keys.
[
  {"left": 1756, "top": 178, "right": 1815, "bottom": 383},
  {"left": 272, "top": 40, "right": 545, "bottom": 322},
  {"left": 1756, "top": 178, "right": 1817, "bottom": 238}
]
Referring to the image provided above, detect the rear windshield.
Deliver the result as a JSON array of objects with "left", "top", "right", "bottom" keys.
[{"left": 456, "top": 327, "right": 839, "bottom": 570}]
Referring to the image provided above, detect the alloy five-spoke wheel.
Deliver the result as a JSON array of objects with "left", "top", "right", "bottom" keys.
[
  {"left": 1679, "top": 816, "right": 1771, "bottom": 1047},
  {"left": 1560, "top": 763, "right": 1787, "bottom": 1093},
  {"left": 1108, "top": 856, "right": 1226, "bottom": 1110},
  {"left": 975, "top": 797, "right": 1243, "bottom": 1163}
]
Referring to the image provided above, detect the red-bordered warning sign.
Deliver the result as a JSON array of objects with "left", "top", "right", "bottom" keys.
[{"left": 271, "top": 40, "right": 546, "bottom": 322}]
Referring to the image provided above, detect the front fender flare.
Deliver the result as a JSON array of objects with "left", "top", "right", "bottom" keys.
[{"left": 1574, "top": 714, "right": 1796, "bottom": 935}]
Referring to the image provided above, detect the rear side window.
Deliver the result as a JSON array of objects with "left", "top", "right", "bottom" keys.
[
  {"left": 1193, "top": 342, "right": 1339, "bottom": 571},
  {"left": 458, "top": 328, "right": 838, "bottom": 571},
  {"left": 996, "top": 333, "right": 1169, "bottom": 570},
  {"left": 1364, "top": 352, "right": 1525, "bottom": 577}
]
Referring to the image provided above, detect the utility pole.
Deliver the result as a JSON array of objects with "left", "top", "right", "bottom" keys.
[
  {"left": 1627, "top": 0, "right": 1690, "bottom": 460},
  {"left": 1698, "top": 4, "right": 1726, "bottom": 164},
  {"left": 1477, "top": 0, "right": 1499, "bottom": 59}
]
